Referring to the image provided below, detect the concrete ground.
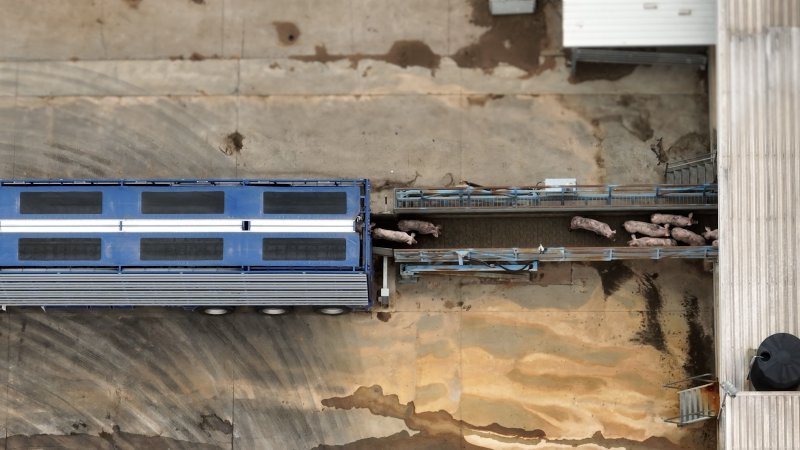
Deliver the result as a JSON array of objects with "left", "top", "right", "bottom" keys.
[
  {"left": 0, "top": 0, "right": 715, "bottom": 448},
  {"left": 1, "top": 260, "right": 715, "bottom": 449}
]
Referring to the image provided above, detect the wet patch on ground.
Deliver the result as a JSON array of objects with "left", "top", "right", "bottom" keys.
[
  {"left": 547, "top": 430, "right": 685, "bottom": 450},
  {"left": 199, "top": 413, "right": 233, "bottom": 435},
  {"left": 452, "top": 0, "right": 554, "bottom": 75},
  {"left": 122, "top": 0, "right": 143, "bottom": 8},
  {"left": 221, "top": 131, "right": 244, "bottom": 155},
  {"left": 376, "top": 312, "right": 392, "bottom": 322},
  {"left": 273, "top": 22, "right": 300, "bottom": 45},
  {"left": 291, "top": 42, "right": 441, "bottom": 73},
  {"left": 320, "top": 385, "right": 545, "bottom": 449},
  {"left": 632, "top": 273, "right": 667, "bottom": 351},
  {"left": 321, "top": 385, "right": 698, "bottom": 449},
  {"left": 682, "top": 292, "right": 714, "bottom": 375},
  {"left": 312, "top": 430, "right": 483, "bottom": 450}
]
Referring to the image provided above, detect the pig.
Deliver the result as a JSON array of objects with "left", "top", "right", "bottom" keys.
[
  {"left": 670, "top": 227, "right": 706, "bottom": 246},
  {"left": 628, "top": 235, "right": 678, "bottom": 247},
  {"left": 712, "top": 240, "right": 719, "bottom": 248},
  {"left": 371, "top": 227, "right": 417, "bottom": 245},
  {"left": 398, "top": 220, "right": 442, "bottom": 238},
  {"left": 570, "top": 216, "right": 616, "bottom": 239},
  {"left": 703, "top": 227, "right": 719, "bottom": 240},
  {"left": 650, "top": 212, "right": 697, "bottom": 227},
  {"left": 623, "top": 220, "right": 670, "bottom": 237}
]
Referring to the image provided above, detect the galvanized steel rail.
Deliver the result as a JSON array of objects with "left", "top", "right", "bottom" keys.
[
  {"left": 395, "top": 246, "right": 717, "bottom": 278},
  {"left": 394, "top": 184, "right": 717, "bottom": 214}
]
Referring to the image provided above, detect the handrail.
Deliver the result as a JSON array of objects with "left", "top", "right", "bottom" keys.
[
  {"left": 395, "top": 184, "right": 718, "bottom": 213},
  {"left": 394, "top": 246, "right": 718, "bottom": 264}
]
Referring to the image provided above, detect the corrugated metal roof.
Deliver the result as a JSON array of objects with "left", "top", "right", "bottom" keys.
[
  {"left": 723, "top": 393, "right": 800, "bottom": 450},
  {"left": 716, "top": 0, "right": 800, "bottom": 449},
  {"left": 563, "top": 0, "right": 716, "bottom": 47}
]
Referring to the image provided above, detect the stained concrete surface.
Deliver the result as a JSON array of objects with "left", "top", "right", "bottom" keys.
[
  {"left": 0, "top": 0, "right": 715, "bottom": 448},
  {"left": 1, "top": 261, "right": 715, "bottom": 449},
  {"left": 0, "top": 0, "right": 710, "bottom": 212}
]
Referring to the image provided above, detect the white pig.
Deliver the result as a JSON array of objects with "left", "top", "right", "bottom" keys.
[
  {"left": 650, "top": 212, "right": 697, "bottom": 227},
  {"left": 628, "top": 235, "right": 677, "bottom": 247},
  {"left": 570, "top": 216, "right": 616, "bottom": 239},
  {"left": 371, "top": 227, "right": 417, "bottom": 245},
  {"left": 671, "top": 227, "right": 706, "bottom": 246},
  {"left": 398, "top": 220, "right": 441, "bottom": 238},
  {"left": 702, "top": 227, "right": 719, "bottom": 240},
  {"left": 623, "top": 220, "right": 670, "bottom": 237}
]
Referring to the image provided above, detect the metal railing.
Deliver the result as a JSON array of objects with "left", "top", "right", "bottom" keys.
[
  {"left": 395, "top": 246, "right": 717, "bottom": 278},
  {"left": 665, "top": 153, "right": 717, "bottom": 185},
  {"left": 394, "top": 184, "right": 718, "bottom": 214}
]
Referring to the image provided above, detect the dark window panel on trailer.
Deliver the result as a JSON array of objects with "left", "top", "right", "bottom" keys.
[
  {"left": 141, "top": 192, "right": 225, "bottom": 214},
  {"left": 20, "top": 192, "right": 103, "bottom": 214},
  {"left": 263, "top": 238, "right": 347, "bottom": 261},
  {"left": 140, "top": 238, "right": 224, "bottom": 261},
  {"left": 18, "top": 238, "right": 102, "bottom": 261},
  {"left": 263, "top": 192, "right": 347, "bottom": 214}
]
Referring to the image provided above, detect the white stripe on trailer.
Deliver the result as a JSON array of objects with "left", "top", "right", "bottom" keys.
[
  {"left": 0, "top": 219, "right": 121, "bottom": 233},
  {"left": 122, "top": 219, "right": 243, "bottom": 232},
  {"left": 0, "top": 219, "right": 356, "bottom": 233},
  {"left": 249, "top": 219, "right": 354, "bottom": 233}
]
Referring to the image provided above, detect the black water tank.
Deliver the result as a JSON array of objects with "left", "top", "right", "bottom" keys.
[{"left": 750, "top": 333, "right": 800, "bottom": 391}]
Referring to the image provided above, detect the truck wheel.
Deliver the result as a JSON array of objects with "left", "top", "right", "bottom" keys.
[
  {"left": 314, "top": 306, "right": 351, "bottom": 316},
  {"left": 257, "top": 306, "right": 292, "bottom": 316},
  {"left": 198, "top": 306, "right": 234, "bottom": 316}
]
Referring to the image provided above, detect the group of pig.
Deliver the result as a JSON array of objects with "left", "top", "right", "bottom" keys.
[
  {"left": 569, "top": 213, "right": 719, "bottom": 247},
  {"left": 370, "top": 220, "right": 441, "bottom": 245}
]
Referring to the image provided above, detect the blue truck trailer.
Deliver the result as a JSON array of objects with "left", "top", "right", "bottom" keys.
[{"left": 0, "top": 179, "right": 372, "bottom": 315}]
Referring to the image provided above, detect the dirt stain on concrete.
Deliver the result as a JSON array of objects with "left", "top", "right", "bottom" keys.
[
  {"left": 452, "top": 0, "right": 553, "bottom": 75},
  {"left": 466, "top": 94, "right": 504, "bottom": 107},
  {"left": 632, "top": 273, "right": 667, "bottom": 352},
  {"left": 622, "top": 114, "right": 654, "bottom": 142},
  {"left": 376, "top": 312, "right": 392, "bottom": 322},
  {"left": 2, "top": 429, "right": 224, "bottom": 450},
  {"left": 199, "top": 413, "right": 233, "bottom": 434},
  {"left": 547, "top": 430, "right": 685, "bottom": 450},
  {"left": 667, "top": 131, "right": 711, "bottom": 161},
  {"left": 221, "top": 131, "right": 244, "bottom": 155},
  {"left": 273, "top": 22, "right": 300, "bottom": 45},
  {"left": 190, "top": 0, "right": 205, "bottom": 4},
  {"left": 682, "top": 292, "right": 713, "bottom": 375},
  {"left": 320, "top": 385, "right": 545, "bottom": 449},
  {"left": 591, "top": 261, "right": 635, "bottom": 298},
  {"left": 312, "top": 430, "right": 481, "bottom": 450},
  {"left": 291, "top": 41, "right": 440, "bottom": 73},
  {"left": 384, "top": 41, "right": 441, "bottom": 70},
  {"left": 372, "top": 171, "right": 420, "bottom": 190},
  {"left": 122, "top": 0, "right": 143, "bottom": 8},
  {"left": 322, "top": 385, "right": 695, "bottom": 449}
]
